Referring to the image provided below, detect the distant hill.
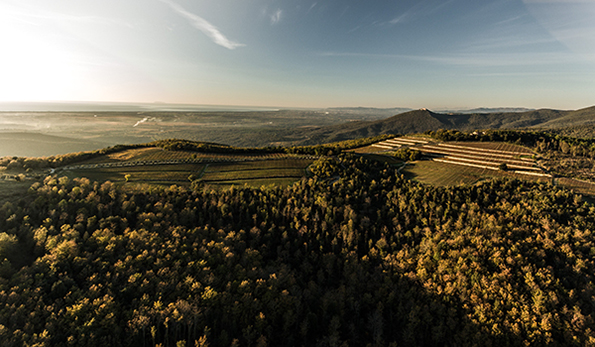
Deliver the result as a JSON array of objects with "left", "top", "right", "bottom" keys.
[
  {"left": 296, "top": 106, "right": 595, "bottom": 144},
  {"left": 536, "top": 106, "right": 595, "bottom": 128}
]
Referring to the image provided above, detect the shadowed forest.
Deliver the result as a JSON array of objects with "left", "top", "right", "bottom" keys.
[{"left": 1, "top": 152, "right": 594, "bottom": 346}]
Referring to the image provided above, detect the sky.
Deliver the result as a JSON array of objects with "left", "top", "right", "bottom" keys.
[{"left": 0, "top": 0, "right": 593, "bottom": 110}]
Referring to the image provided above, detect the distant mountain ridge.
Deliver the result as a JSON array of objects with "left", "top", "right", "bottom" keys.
[
  {"left": 439, "top": 107, "right": 535, "bottom": 114},
  {"left": 298, "top": 106, "right": 595, "bottom": 144}
]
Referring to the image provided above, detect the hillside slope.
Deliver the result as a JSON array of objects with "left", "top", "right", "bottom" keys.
[{"left": 298, "top": 106, "right": 594, "bottom": 144}]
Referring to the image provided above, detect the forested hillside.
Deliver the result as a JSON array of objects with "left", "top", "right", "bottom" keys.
[{"left": 0, "top": 153, "right": 594, "bottom": 346}]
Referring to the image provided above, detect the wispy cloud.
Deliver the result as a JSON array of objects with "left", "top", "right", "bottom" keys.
[
  {"left": 389, "top": 13, "right": 409, "bottom": 25},
  {"left": 270, "top": 9, "right": 282, "bottom": 25},
  {"left": 388, "top": 0, "right": 454, "bottom": 25},
  {"left": 308, "top": 3, "right": 317, "bottom": 13},
  {"left": 158, "top": 0, "right": 244, "bottom": 50},
  {"left": 318, "top": 50, "right": 583, "bottom": 67},
  {"left": 347, "top": 25, "right": 361, "bottom": 34}
]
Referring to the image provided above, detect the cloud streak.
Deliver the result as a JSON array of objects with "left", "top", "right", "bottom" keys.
[
  {"left": 388, "top": 0, "right": 454, "bottom": 25},
  {"left": 270, "top": 9, "right": 282, "bottom": 25},
  {"left": 318, "top": 50, "right": 584, "bottom": 67},
  {"left": 159, "top": 0, "right": 244, "bottom": 50}
]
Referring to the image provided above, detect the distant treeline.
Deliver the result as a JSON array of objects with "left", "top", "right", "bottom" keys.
[{"left": 0, "top": 153, "right": 594, "bottom": 346}]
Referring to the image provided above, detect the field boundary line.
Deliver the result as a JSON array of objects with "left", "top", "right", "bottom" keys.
[
  {"left": 439, "top": 143, "right": 531, "bottom": 156},
  {"left": 426, "top": 154, "right": 541, "bottom": 171},
  {"left": 421, "top": 148, "right": 533, "bottom": 165},
  {"left": 421, "top": 145, "right": 532, "bottom": 161},
  {"left": 400, "top": 137, "right": 429, "bottom": 144},
  {"left": 60, "top": 154, "right": 318, "bottom": 171}
]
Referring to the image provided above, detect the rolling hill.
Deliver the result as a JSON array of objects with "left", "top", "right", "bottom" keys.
[{"left": 297, "top": 106, "right": 595, "bottom": 144}]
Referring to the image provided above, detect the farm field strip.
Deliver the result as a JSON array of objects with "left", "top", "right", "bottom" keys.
[
  {"left": 202, "top": 171, "right": 305, "bottom": 182},
  {"left": 66, "top": 167, "right": 199, "bottom": 183},
  {"left": 371, "top": 144, "right": 398, "bottom": 149},
  {"left": 202, "top": 167, "right": 306, "bottom": 180},
  {"left": 62, "top": 154, "right": 317, "bottom": 171},
  {"left": 420, "top": 148, "right": 535, "bottom": 167},
  {"left": 425, "top": 153, "right": 540, "bottom": 171},
  {"left": 207, "top": 160, "right": 312, "bottom": 172},
  {"left": 83, "top": 148, "right": 294, "bottom": 164},
  {"left": 399, "top": 137, "right": 429, "bottom": 144},
  {"left": 450, "top": 141, "right": 533, "bottom": 153},
  {"left": 385, "top": 139, "right": 419, "bottom": 145},
  {"left": 438, "top": 142, "right": 530, "bottom": 156},
  {"left": 511, "top": 170, "right": 551, "bottom": 178},
  {"left": 99, "top": 164, "right": 204, "bottom": 172},
  {"left": 421, "top": 150, "right": 534, "bottom": 167},
  {"left": 199, "top": 158, "right": 313, "bottom": 186},
  {"left": 420, "top": 145, "right": 529, "bottom": 160}
]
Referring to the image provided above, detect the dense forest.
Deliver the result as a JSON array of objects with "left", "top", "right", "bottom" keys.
[{"left": 1, "top": 152, "right": 594, "bottom": 346}]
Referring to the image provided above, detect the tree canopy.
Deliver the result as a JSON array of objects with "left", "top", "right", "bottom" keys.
[{"left": 0, "top": 153, "right": 594, "bottom": 346}]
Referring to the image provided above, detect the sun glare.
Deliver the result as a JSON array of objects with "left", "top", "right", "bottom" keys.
[
  {"left": 0, "top": 3, "right": 85, "bottom": 103},
  {"left": 0, "top": 32, "right": 81, "bottom": 102}
]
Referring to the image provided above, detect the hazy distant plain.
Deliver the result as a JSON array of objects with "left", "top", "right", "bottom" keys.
[{"left": 0, "top": 106, "right": 405, "bottom": 157}]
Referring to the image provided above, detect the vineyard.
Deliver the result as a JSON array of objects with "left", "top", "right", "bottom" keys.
[
  {"left": 58, "top": 146, "right": 315, "bottom": 188},
  {"left": 201, "top": 159, "right": 314, "bottom": 187},
  {"left": 366, "top": 136, "right": 595, "bottom": 195}
]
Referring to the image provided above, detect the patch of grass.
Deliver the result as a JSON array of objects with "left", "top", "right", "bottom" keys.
[
  {"left": 200, "top": 159, "right": 313, "bottom": 187},
  {"left": 403, "top": 161, "right": 486, "bottom": 186}
]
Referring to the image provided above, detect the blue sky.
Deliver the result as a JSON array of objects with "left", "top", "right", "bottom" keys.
[{"left": 0, "top": 0, "right": 593, "bottom": 109}]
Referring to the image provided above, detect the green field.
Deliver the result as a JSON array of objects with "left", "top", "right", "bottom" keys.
[
  {"left": 66, "top": 163, "right": 204, "bottom": 183},
  {"left": 61, "top": 156, "right": 314, "bottom": 189},
  {"left": 403, "top": 160, "right": 551, "bottom": 187},
  {"left": 201, "top": 159, "right": 313, "bottom": 187},
  {"left": 403, "top": 160, "right": 487, "bottom": 186}
]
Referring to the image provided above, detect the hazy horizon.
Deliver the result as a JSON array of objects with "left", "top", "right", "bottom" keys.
[{"left": 0, "top": 100, "right": 586, "bottom": 113}]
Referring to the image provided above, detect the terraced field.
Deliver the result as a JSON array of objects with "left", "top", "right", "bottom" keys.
[{"left": 366, "top": 136, "right": 595, "bottom": 194}]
